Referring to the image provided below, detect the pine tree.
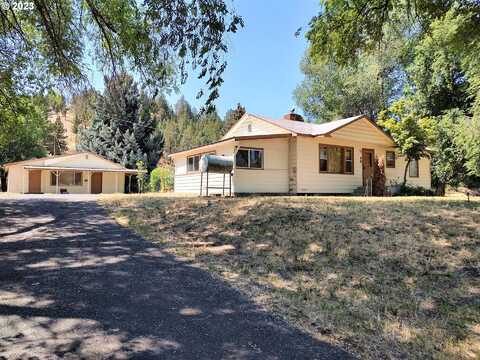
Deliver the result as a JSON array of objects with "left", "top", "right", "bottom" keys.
[
  {"left": 79, "top": 74, "right": 163, "bottom": 171},
  {"left": 223, "top": 103, "right": 246, "bottom": 133},
  {"left": 45, "top": 116, "right": 68, "bottom": 155}
]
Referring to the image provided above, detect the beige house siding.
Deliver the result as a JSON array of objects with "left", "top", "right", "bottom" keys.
[
  {"left": 223, "top": 115, "right": 290, "bottom": 139},
  {"left": 42, "top": 170, "right": 89, "bottom": 194},
  {"left": 385, "top": 154, "right": 431, "bottom": 188},
  {"left": 5, "top": 152, "right": 130, "bottom": 194},
  {"left": 46, "top": 153, "right": 123, "bottom": 168},
  {"left": 6, "top": 164, "right": 25, "bottom": 193},
  {"left": 102, "top": 172, "right": 125, "bottom": 193},
  {"left": 171, "top": 115, "right": 431, "bottom": 195},
  {"left": 332, "top": 118, "right": 393, "bottom": 146},
  {"left": 173, "top": 143, "right": 235, "bottom": 194},
  {"left": 233, "top": 138, "right": 289, "bottom": 193},
  {"left": 296, "top": 136, "right": 431, "bottom": 193},
  {"left": 288, "top": 137, "right": 298, "bottom": 193}
]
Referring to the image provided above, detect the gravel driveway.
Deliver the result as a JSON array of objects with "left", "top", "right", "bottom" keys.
[{"left": 0, "top": 195, "right": 353, "bottom": 359}]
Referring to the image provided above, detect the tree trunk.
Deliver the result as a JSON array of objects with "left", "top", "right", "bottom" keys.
[
  {"left": 435, "top": 182, "right": 446, "bottom": 196},
  {"left": 403, "top": 159, "right": 410, "bottom": 187},
  {"left": 0, "top": 169, "right": 7, "bottom": 192}
]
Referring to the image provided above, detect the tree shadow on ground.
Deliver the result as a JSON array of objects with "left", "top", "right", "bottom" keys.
[
  {"left": 0, "top": 198, "right": 354, "bottom": 359},
  {"left": 120, "top": 196, "right": 479, "bottom": 358}
]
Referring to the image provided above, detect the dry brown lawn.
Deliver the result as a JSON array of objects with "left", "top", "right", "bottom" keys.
[{"left": 100, "top": 194, "right": 480, "bottom": 359}]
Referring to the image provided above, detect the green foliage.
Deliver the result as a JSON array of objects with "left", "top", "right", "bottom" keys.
[
  {"left": 462, "top": 118, "right": 480, "bottom": 177},
  {"left": 423, "top": 110, "right": 469, "bottom": 192},
  {"left": 397, "top": 184, "right": 435, "bottom": 196},
  {"left": 0, "top": 96, "right": 49, "bottom": 166},
  {"left": 223, "top": 103, "right": 246, "bottom": 133},
  {"left": 71, "top": 89, "right": 99, "bottom": 134},
  {"left": 0, "top": 0, "right": 243, "bottom": 110},
  {"left": 44, "top": 117, "right": 68, "bottom": 155},
  {"left": 295, "top": 50, "right": 403, "bottom": 121},
  {"left": 306, "top": 1, "right": 480, "bottom": 120},
  {"left": 150, "top": 166, "right": 174, "bottom": 192},
  {"left": 79, "top": 74, "right": 163, "bottom": 171},
  {"left": 306, "top": 1, "right": 464, "bottom": 66},
  {"left": 408, "top": 9, "right": 476, "bottom": 116},
  {"left": 157, "top": 96, "right": 224, "bottom": 155},
  {"left": 46, "top": 90, "right": 67, "bottom": 114},
  {"left": 136, "top": 161, "right": 148, "bottom": 193},
  {"left": 378, "top": 98, "right": 430, "bottom": 186}
]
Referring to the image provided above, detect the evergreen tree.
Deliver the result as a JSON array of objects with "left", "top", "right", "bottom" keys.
[
  {"left": 157, "top": 97, "right": 224, "bottom": 155},
  {"left": 45, "top": 117, "right": 68, "bottom": 155},
  {"left": 79, "top": 74, "right": 163, "bottom": 171},
  {"left": 223, "top": 103, "right": 246, "bottom": 133}
]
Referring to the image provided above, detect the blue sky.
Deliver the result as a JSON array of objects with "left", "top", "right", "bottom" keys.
[{"left": 88, "top": 1, "right": 319, "bottom": 119}]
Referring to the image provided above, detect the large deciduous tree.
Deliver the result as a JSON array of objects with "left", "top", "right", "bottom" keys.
[
  {"left": 294, "top": 50, "right": 403, "bottom": 122},
  {"left": 79, "top": 74, "right": 163, "bottom": 171},
  {"left": 0, "top": 97, "right": 50, "bottom": 190},
  {"left": 306, "top": 0, "right": 480, "bottom": 119},
  {"left": 0, "top": 0, "right": 243, "bottom": 110}
]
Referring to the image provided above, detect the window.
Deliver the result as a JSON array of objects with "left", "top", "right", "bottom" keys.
[
  {"left": 236, "top": 148, "right": 263, "bottom": 169},
  {"left": 187, "top": 155, "right": 200, "bottom": 172},
  {"left": 187, "top": 152, "right": 215, "bottom": 172},
  {"left": 386, "top": 151, "right": 396, "bottom": 168},
  {"left": 247, "top": 124, "right": 252, "bottom": 132},
  {"left": 50, "top": 171, "right": 82, "bottom": 186},
  {"left": 409, "top": 159, "right": 419, "bottom": 177},
  {"left": 318, "top": 144, "right": 354, "bottom": 174},
  {"left": 345, "top": 148, "right": 353, "bottom": 173}
]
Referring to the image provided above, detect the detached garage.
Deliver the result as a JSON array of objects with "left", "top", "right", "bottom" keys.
[{"left": 3, "top": 152, "right": 137, "bottom": 194}]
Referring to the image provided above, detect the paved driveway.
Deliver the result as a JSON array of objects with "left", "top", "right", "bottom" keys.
[{"left": 0, "top": 195, "right": 353, "bottom": 359}]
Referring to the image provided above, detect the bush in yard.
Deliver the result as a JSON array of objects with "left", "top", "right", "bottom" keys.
[
  {"left": 150, "top": 166, "right": 174, "bottom": 192},
  {"left": 397, "top": 184, "right": 435, "bottom": 196}
]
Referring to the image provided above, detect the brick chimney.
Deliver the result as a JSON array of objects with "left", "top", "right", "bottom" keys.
[{"left": 283, "top": 111, "right": 304, "bottom": 122}]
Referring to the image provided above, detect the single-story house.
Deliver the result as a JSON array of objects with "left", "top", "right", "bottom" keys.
[
  {"left": 3, "top": 152, "right": 138, "bottom": 194},
  {"left": 169, "top": 113, "right": 431, "bottom": 194}
]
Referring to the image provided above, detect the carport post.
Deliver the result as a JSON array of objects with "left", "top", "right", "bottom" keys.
[{"left": 56, "top": 170, "right": 59, "bottom": 194}]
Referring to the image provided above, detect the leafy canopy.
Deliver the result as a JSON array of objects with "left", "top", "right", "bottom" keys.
[
  {"left": 377, "top": 98, "right": 430, "bottom": 185},
  {"left": 0, "top": 0, "right": 243, "bottom": 108}
]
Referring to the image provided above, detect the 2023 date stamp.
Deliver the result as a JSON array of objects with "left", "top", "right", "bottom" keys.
[{"left": 1, "top": 1, "right": 34, "bottom": 11}]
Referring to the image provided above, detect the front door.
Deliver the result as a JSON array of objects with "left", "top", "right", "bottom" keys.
[
  {"left": 28, "top": 170, "right": 42, "bottom": 193},
  {"left": 91, "top": 172, "right": 103, "bottom": 194},
  {"left": 362, "top": 149, "right": 375, "bottom": 186}
]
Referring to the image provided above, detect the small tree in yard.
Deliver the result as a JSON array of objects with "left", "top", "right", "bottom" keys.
[
  {"left": 150, "top": 166, "right": 174, "bottom": 192},
  {"left": 378, "top": 98, "right": 430, "bottom": 187},
  {"left": 136, "top": 161, "right": 148, "bottom": 193},
  {"left": 45, "top": 117, "right": 68, "bottom": 155}
]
